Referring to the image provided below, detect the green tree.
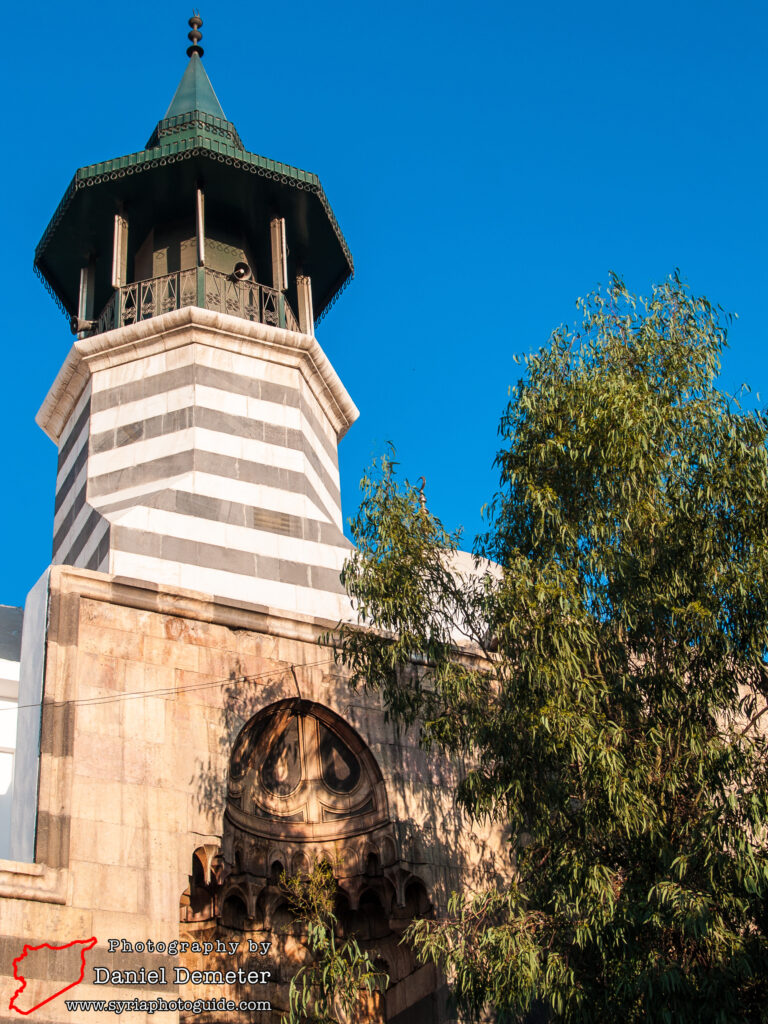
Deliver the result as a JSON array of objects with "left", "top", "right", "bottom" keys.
[
  {"left": 281, "top": 860, "right": 388, "bottom": 1024},
  {"left": 330, "top": 274, "right": 768, "bottom": 1023}
]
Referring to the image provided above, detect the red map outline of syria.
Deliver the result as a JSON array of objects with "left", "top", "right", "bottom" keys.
[{"left": 9, "top": 937, "right": 98, "bottom": 1015}]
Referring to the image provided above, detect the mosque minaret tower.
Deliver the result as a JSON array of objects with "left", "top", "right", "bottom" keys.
[{"left": 33, "top": 15, "right": 358, "bottom": 621}]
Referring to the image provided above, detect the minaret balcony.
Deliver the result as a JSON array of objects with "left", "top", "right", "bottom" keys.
[{"left": 95, "top": 267, "right": 300, "bottom": 335}]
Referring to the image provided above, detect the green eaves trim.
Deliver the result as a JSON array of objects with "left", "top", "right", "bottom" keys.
[
  {"left": 147, "top": 108, "right": 245, "bottom": 150},
  {"left": 315, "top": 272, "right": 352, "bottom": 325},
  {"left": 33, "top": 263, "right": 67, "bottom": 317},
  {"left": 72, "top": 132, "right": 317, "bottom": 184},
  {"left": 34, "top": 134, "right": 354, "bottom": 314}
]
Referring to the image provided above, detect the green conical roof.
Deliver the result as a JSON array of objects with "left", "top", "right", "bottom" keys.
[
  {"left": 164, "top": 52, "right": 227, "bottom": 120},
  {"left": 144, "top": 50, "right": 243, "bottom": 150},
  {"left": 34, "top": 25, "right": 354, "bottom": 327}
]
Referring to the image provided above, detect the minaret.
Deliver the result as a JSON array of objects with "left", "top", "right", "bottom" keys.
[{"left": 33, "top": 16, "right": 358, "bottom": 621}]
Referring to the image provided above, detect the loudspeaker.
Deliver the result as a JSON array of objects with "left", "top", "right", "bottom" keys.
[
  {"left": 70, "top": 316, "right": 96, "bottom": 335},
  {"left": 232, "top": 262, "right": 253, "bottom": 282}
]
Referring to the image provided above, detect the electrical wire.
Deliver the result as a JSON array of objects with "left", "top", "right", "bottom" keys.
[{"left": 0, "top": 654, "right": 338, "bottom": 713}]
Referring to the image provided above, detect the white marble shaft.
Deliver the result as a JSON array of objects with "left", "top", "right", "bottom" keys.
[{"left": 37, "top": 307, "right": 359, "bottom": 622}]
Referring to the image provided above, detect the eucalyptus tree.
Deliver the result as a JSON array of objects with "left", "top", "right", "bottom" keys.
[
  {"left": 282, "top": 860, "right": 388, "bottom": 1024},
  {"left": 330, "top": 274, "right": 768, "bottom": 1023}
]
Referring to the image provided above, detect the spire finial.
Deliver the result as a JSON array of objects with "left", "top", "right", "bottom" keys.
[
  {"left": 187, "top": 11, "right": 204, "bottom": 58},
  {"left": 417, "top": 476, "right": 427, "bottom": 514}
]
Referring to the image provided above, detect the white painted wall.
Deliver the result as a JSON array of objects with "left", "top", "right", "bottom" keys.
[
  {"left": 9, "top": 571, "right": 49, "bottom": 862},
  {"left": 0, "top": 643, "right": 22, "bottom": 859}
]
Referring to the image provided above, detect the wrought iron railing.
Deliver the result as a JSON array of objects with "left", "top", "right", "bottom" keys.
[
  {"left": 97, "top": 293, "right": 116, "bottom": 334},
  {"left": 95, "top": 268, "right": 299, "bottom": 334}
]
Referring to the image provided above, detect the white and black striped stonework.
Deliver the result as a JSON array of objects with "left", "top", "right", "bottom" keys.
[
  {"left": 40, "top": 308, "right": 359, "bottom": 622},
  {"left": 52, "top": 383, "right": 111, "bottom": 573}
]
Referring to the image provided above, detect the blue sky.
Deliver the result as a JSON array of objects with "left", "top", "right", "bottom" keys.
[{"left": 0, "top": 1, "right": 765, "bottom": 606}]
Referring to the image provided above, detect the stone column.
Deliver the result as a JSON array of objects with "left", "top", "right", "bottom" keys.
[
  {"left": 111, "top": 212, "right": 128, "bottom": 288},
  {"left": 270, "top": 217, "right": 287, "bottom": 293},
  {"left": 296, "top": 275, "right": 314, "bottom": 336}
]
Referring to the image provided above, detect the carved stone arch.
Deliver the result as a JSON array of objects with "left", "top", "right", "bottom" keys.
[
  {"left": 335, "top": 884, "right": 352, "bottom": 913},
  {"left": 192, "top": 849, "right": 206, "bottom": 889},
  {"left": 266, "top": 849, "right": 286, "bottom": 884},
  {"left": 345, "top": 877, "right": 364, "bottom": 911},
  {"left": 226, "top": 698, "right": 390, "bottom": 848},
  {"left": 179, "top": 699, "right": 442, "bottom": 1023},
  {"left": 389, "top": 866, "right": 413, "bottom": 907},
  {"left": 220, "top": 885, "right": 249, "bottom": 930},
  {"left": 337, "top": 845, "right": 358, "bottom": 877},
  {"left": 362, "top": 842, "right": 383, "bottom": 877},
  {"left": 403, "top": 877, "right": 432, "bottom": 919},
  {"left": 358, "top": 887, "right": 390, "bottom": 940},
  {"left": 182, "top": 845, "right": 221, "bottom": 921},
  {"left": 291, "top": 850, "right": 310, "bottom": 875},
  {"left": 380, "top": 836, "right": 397, "bottom": 867},
  {"left": 270, "top": 896, "right": 297, "bottom": 933},
  {"left": 258, "top": 887, "right": 293, "bottom": 930},
  {"left": 192, "top": 843, "right": 220, "bottom": 885},
  {"left": 317, "top": 847, "right": 336, "bottom": 867},
  {"left": 222, "top": 881, "right": 250, "bottom": 908}
]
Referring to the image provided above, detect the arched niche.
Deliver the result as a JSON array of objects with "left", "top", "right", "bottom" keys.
[
  {"left": 226, "top": 699, "right": 390, "bottom": 844},
  {"left": 179, "top": 700, "right": 441, "bottom": 1024},
  {"left": 220, "top": 890, "right": 248, "bottom": 931}
]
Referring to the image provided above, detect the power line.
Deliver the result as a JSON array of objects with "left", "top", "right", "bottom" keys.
[{"left": 0, "top": 654, "right": 338, "bottom": 713}]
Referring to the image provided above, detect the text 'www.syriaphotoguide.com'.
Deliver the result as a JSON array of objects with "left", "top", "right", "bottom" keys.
[{"left": 63, "top": 996, "right": 271, "bottom": 1014}]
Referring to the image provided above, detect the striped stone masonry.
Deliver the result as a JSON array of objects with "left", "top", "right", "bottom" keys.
[{"left": 37, "top": 306, "right": 360, "bottom": 622}]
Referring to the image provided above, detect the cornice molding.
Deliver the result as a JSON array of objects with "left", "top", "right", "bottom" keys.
[
  {"left": 36, "top": 306, "right": 359, "bottom": 445},
  {"left": 0, "top": 860, "right": 67, "bottom": 904},
  {"left": 49, "top": 564, "right": 350, "bottom": 641}
]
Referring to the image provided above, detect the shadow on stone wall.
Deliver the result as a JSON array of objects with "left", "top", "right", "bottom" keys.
[
  {"left": 190, "top": 660, "right": 294, "bottom": 820},
  {"left": 182, "top": 650, "right": 514, "bottom": 1024}
]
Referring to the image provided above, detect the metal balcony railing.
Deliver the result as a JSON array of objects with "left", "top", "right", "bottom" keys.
[{"left": 96, "top": 267, "right": 300, "bottom": 334}]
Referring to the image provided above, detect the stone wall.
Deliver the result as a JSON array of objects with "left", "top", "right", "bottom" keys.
[{"left": 0, "top": 566, "right": 508, "bottom": 1023}]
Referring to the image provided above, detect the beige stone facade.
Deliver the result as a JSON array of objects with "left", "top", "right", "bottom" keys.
[{"left": 0, "top": 566, "right": 506, "bottom": 1023}]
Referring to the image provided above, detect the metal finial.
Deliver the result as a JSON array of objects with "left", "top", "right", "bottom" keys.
[
  {"left": 187, "top": 11, "right": 204, "bottom": 58},
  {"left": 417, "top": 476, "right": 427, "bottom": 513}
]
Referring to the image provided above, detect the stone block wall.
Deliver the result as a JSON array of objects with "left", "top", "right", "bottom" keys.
[{"left": 0, "top": 566, "right": 508, "bottom": 1023}]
